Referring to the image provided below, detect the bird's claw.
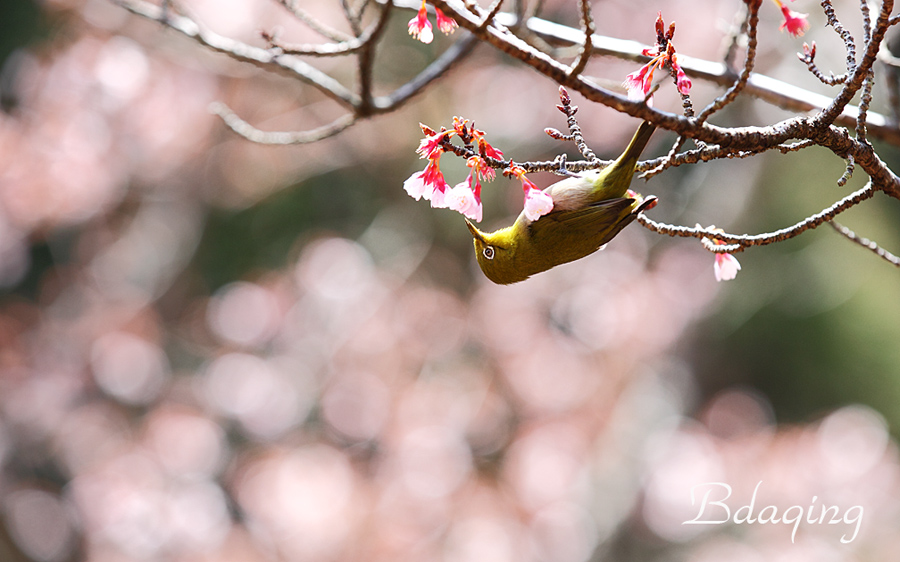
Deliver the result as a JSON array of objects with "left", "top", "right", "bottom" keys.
[{"left": 554, "top": 154, "right": 580, "bottom": 177}]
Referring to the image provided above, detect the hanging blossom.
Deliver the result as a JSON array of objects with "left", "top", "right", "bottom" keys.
[
  {"left": 623, "top": 12, "right": 692, "bottom": 101},
  {"left": 408, "top": 0, "right": 457, "bottom": 44},
  {"left": 700, "top": 225, "right": 742, "bottom": 282},
  {"left": 447, "top": 156, "right": 485, "bottom": 222},
  {"left": 444, "top": 118, "right": 505, "bottom": 222},
  {"left": 436, "top": 7, "right": 458, "bottom": 34},
  {"left": 506, "top": 164, "right": 553, "bottom": 221},
  {"left": 452, "top": 117, "right": 504, "bottom": 180},
  {"left": 404, "top": 126, "right": 454, "bottom": 208},
  {"left": 404, "top": 119, "right": 506, "bottom": 219},
  {"left": 772, "top": 0, "right": 809, "bottom": 37}
]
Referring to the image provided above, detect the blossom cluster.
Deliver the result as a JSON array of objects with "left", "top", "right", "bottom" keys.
[
  {"left": 404, "top": 118, "right": 555, "bottom": 224},
  {"left": 403, "top": 118, "right": 537, "bottom": 224},
  {"left": 623, "top": 13, "right": 692, "bottom": 101},
  {"left": 407, "top": 0, "right": 457, "bottom": 44}
]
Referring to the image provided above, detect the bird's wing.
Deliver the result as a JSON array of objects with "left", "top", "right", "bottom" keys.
[{"left": 530, "top": 197, "right": 635, "bottom": 240}]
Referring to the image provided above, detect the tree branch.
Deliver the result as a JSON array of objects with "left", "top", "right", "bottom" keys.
[
  {"left": 636, "top": 181, "right": 878, "bottom": 252},
  {"left": 209, "top": 103, "right": 357, "bottom": 144},
  {"left": 112, "top": 0, "right": 360, "bottom": 109}
]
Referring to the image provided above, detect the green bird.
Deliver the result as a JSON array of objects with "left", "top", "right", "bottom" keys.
[{"left": 466, "top": 120, "right": 658, "bottom": 285}]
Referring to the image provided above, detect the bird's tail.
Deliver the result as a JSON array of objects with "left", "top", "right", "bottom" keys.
[
  {"left": 594, "top": 120, "right": 657, "bottom": 199},
  {"left": 616, "top": 120, "right": 657, "bottom": 168}
]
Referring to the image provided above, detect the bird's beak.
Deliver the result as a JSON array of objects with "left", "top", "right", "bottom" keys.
[{"left": 465, "top": 218, "right": 487, "bottom": 243}]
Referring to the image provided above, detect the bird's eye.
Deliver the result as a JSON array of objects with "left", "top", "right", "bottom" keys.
[{"left": 483, "top": 246, "right": 495, "bottom": 260}]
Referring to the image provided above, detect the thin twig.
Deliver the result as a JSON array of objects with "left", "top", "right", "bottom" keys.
[
  {"left": 814, "top": 0, "right": 893, "bottom": 127},
  {"left": 636, "top": 181, "right": 878, "bottom": 252},
  {"left": 113, "top": 0, "right": 359, "bottom": 108},
  {"left": 838, "top": 154, "right": 855, "bottom": 186},
  {"left": 263, "top": 18, "right": 382, "bottom": 57},
  {"left": 372, "top": 32, "right": 478, "bottom": 110},
  {"left": 861, "top": 0, "right": 872, "bottom": 44},
  {"left": 556, "top": 86, "right": 598, "bottom": 162},
  {"left": 822, "top": 0, "right": 858, "bottom": 72},
  {"left": 479, "top": 0, "right": 506, "bottom": 29},
  {"left": 722, "top": 3, "right": 749, "bottom": 71},
  {"left": 828, "top": 220, "right": 900, "bottom": 266},
  {"left": 697, "top": 0, "right": 759, "bottom": 124},
  {"left": 209, "top": 103, "right": 357, "bottom": 144},
  {"left": 340, "top": 0, "right": 362, "bottom": 36},
  {"left": 273, "top": 0, "right": 352, "bottom": 42},
  {"left": 356, "top": 0, "right": 393, "bottom": 114},
  {"left": 799, "top": 42, "right": 849, "bottom": 85},
  {"left": 856, "top": 69, "right": 875, "bottom": 143},
  {"left": 567, "top": 0, "right": 595, "bottom": 77}
]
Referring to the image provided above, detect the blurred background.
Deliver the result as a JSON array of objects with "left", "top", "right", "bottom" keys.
[{"left": 1, "top": 0, "right": 899, "bottom": 560}]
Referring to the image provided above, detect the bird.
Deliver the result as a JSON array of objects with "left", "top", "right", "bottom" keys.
[{"left": 465, "top": 120, "right": 658, "bottom": 285}]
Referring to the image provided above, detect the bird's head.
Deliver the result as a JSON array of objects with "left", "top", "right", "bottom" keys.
[{"left": 465, "top": 219, "right": 530, "bottom": 285}]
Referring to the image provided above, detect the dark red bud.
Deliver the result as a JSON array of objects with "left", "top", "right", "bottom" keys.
[
  {"left": 559, "top": 85, "right": 570, "bottom": 104},
  {"left": 419, "top": 123, "right": 437, "bottom": 136},
  {"left": 545, "top": 128, "right": 564, "bottom": 138}
]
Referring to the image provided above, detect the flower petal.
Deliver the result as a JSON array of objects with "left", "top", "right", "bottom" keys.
[
  {"left": 408, "top": 7, "right": 434, "bottom": 44},
  {"left": 779, "top": 5, "right": 810, "bottom": 37},
  {"left": 714, "top": 253, "right": 742, "bottom": 281},
  {"left": 523, "top": 187, "right": 554, "bottom": 221},
  {"left": 435, "top": 8, "right": 458, "bottom": 35}
]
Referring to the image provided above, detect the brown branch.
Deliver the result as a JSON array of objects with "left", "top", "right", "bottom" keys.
[{"left": 489, "top": 9, "right": 900, "bottom": 145}]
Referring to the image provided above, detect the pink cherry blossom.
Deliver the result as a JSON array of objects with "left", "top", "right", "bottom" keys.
[
  {"left": 408, "top": 2, "right": 433, "bottom": 44},
  {"left": 447, "top": 182, "right": 482, "bottom": 222},
  {"left": 714, "top": 253, "right": 742, "bottom": 282},
  {"left": 416, "top": 129, "right": 451, "bottom": 160},
  {"left": 699, "top": 224, "right": 742, "bottom": 282},
  {"left": 772, "top": 0, "right": 809, "bottom": 37},
  {"left": 404, "top": 157, "right": 449, "bottom": 206},
  {"left": 447, "top": 156, "right": 484, "bottom": 221},
  {"left": 505, "top": 165, "right": 554, "bottom": 221},
  {"left": 622, "top": 13, "right": 691, "bottom": 100},
  {"left": 624, "top": 64, "right": 655, "bottom": 100},
  {"left": 435, "top": 8, "right": 458, "bottom": 35},
  {"left": 674, "top": 60, "right": 692, "bottom": 95},
  {"left": 523, "top": 187, "right": 554, "bottom": 221},
  {"left": 477, "top": 138, "right": 503, "bottom": 165}
]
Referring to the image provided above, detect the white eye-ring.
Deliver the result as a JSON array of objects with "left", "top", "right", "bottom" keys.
[{"left": 483, "top": 246, "right": 495, "bottom": 260}]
